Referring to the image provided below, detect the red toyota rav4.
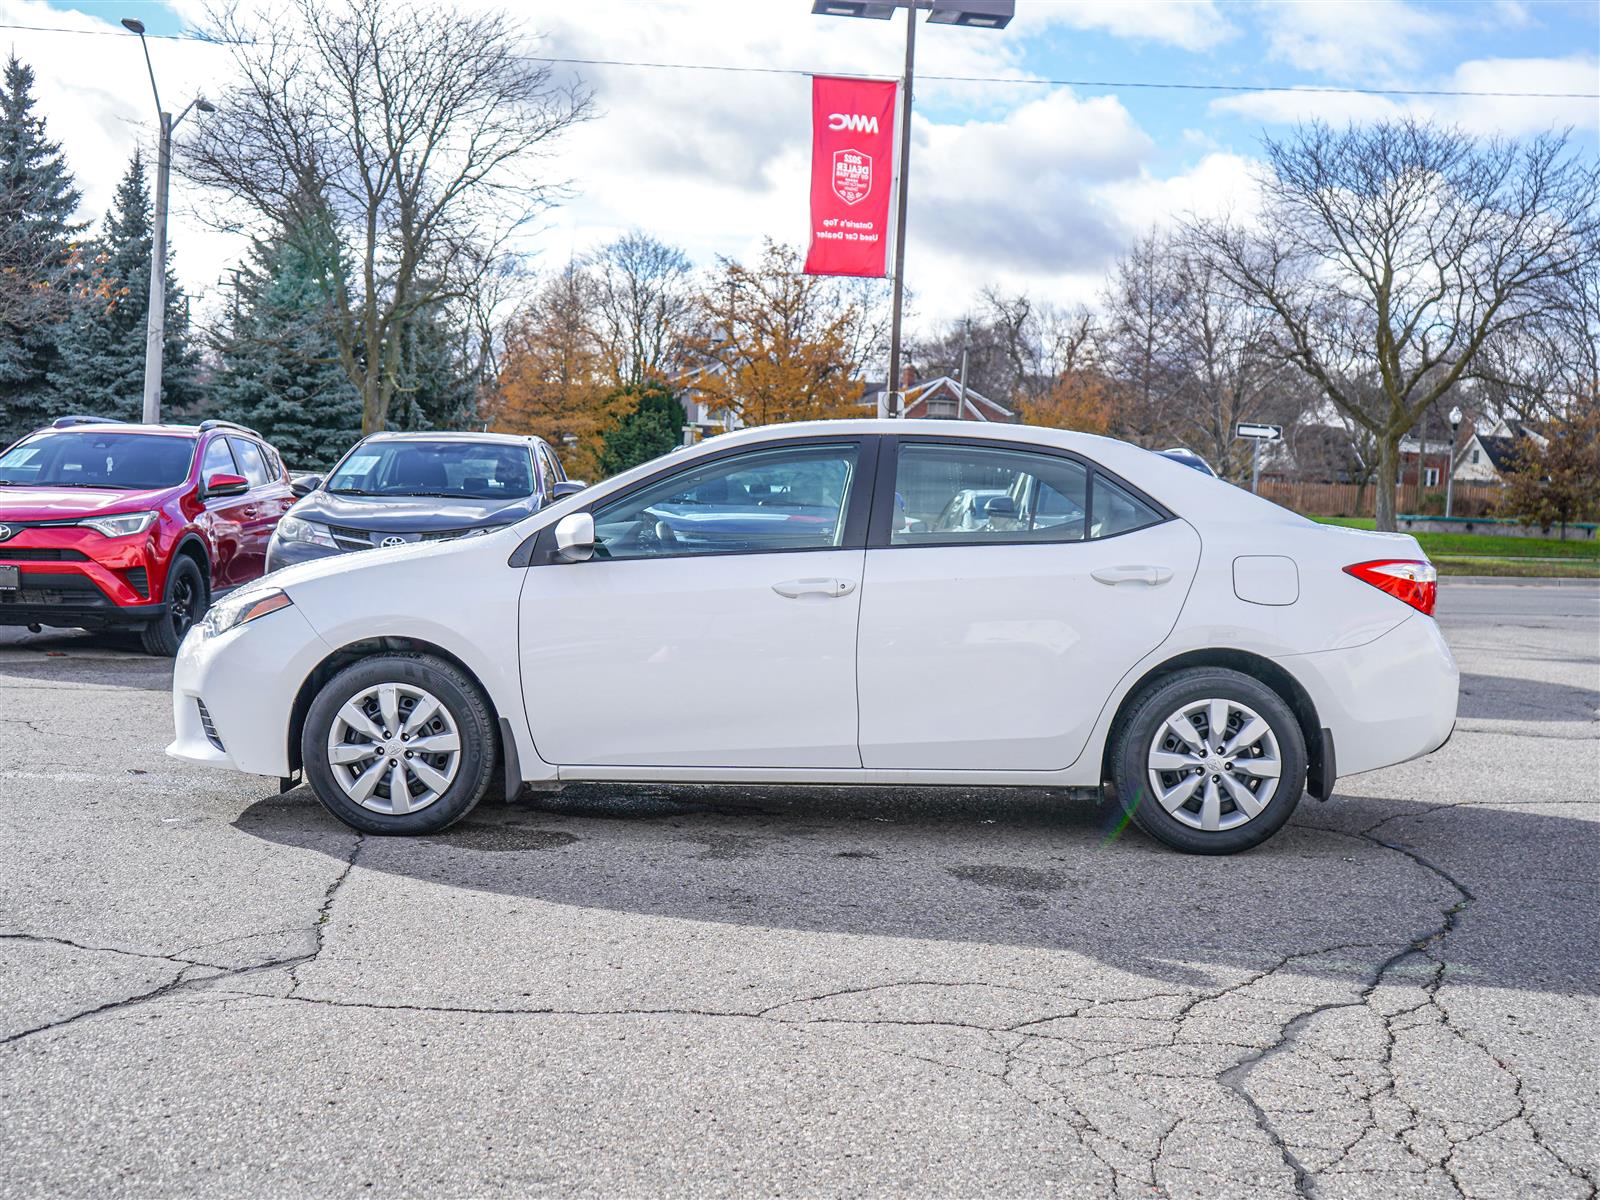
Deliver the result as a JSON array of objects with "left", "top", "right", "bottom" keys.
[{"left": 0, "top": 417, "right": 296, "bottom": 654}]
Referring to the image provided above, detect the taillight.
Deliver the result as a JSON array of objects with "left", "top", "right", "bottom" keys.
[{"left": 1343, "top": 559, "right": 1438, "bottom": 616}]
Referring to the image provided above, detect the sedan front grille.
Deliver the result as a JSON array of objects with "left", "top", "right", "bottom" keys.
[
  {"left": 327, "top": 526, "right": 477, "bottom": 550},
  {"left": 196, "top": 699, "right": 225, "bottom": 752}
]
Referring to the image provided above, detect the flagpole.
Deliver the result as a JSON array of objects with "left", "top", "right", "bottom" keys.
[{"left": 885, "top": 5, "right": 916, "bottom": 417}]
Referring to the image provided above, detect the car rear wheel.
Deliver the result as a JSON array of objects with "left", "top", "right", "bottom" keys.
[
  {"left": 1110, "top": 667, "right": 1306, "bottom": 854},
  {"left": 140, "top": 556, "right": 207, "bottom": 656},
  {"left": 301, "top": 654, "right": 496, "bottom": 835}
]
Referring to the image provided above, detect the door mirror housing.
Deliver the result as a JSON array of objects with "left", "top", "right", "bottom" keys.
[
  {"left": 204, "top": 472, "right": 250, "bottom": 498},
  {"left": 550, "top": 480, "right": 588, "bottom": 501},
  {"left": 289, "top": 473, "right": 322, "bottom": 498},
  {"left": 553, "top": 511, "right": 595, "bottom": 562}
]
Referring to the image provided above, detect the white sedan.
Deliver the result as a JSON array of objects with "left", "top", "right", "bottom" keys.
[{"left": 168, "top": 420, "right": 1458, "bottom": 854}]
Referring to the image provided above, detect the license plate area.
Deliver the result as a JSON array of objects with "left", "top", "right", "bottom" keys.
[{"left": 0, "top": 564, "right": 18, "bottom": 592}]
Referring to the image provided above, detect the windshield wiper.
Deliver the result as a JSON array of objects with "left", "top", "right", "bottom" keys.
[{"left": 328, "top": 487, "right": 380, "bottom": 496}]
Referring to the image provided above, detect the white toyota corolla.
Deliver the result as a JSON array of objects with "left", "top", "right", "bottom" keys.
[{"left": 169, "top": 420, "right": 1458, "bottom": 854}]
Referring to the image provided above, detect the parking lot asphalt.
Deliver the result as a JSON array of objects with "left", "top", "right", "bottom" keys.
[{"left": 1, "top": 580, "right": 1596, "bottom": 1199}]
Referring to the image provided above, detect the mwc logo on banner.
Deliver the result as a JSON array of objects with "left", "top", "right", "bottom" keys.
[{"left": 804, "top": 76, "right": 897, "bottom": 278}]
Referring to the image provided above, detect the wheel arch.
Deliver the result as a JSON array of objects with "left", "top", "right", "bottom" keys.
[
  {"left": 286, "top": 636, "right": 505, "bottom": 777},
  {"left": 171, "top": 534, "right": 211, "bottom": 592},
  {"left": 1099, "top": 647, "right": 1325, "bottom": 792}
]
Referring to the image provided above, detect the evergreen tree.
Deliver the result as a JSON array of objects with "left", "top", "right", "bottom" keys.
[
  {"left": 48, "top": 151, "right": 200, "bottom": 422},
  {"left": 207, "top": 211, "right": 362, "bottom": 467},
  {"left": 0, "top": 53, "right": 84, "bottom": 444},
  {"left": 595, "top": 380, "right": 684, "bottom": 477},
  {"left": 386, "top": 303, "right": 482, "bottom": 433}
]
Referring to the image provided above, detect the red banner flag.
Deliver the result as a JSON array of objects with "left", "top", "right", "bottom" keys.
[{"left": 803, "top": 75, "right": 898, "bottom": 278}]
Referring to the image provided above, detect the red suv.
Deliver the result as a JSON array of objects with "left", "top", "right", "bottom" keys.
[{"left": 0, "top": 417, "right": 296, "bottom": 654}]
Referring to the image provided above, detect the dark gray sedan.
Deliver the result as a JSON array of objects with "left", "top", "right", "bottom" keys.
[{"left": 267, "top": 432, "right": 583, "bottom": 571}]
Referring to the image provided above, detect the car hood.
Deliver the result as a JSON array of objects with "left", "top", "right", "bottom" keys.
[
  {"left": 290, "top": 491, "right": 538, "bottom": 532},
  {"left": 0, "top": 485, "right": 178, "bottom": 521}
]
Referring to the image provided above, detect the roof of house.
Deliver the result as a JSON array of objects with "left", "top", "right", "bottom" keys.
[
  {"left": 1472, "top": 433, "right": 1527, "bottom": 474},
  {"left": 863, "top": 375, "right": 1013, "bottom": 421}
]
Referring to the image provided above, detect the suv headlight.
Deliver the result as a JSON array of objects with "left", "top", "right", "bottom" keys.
[
  {"left": 275, "top": 515, "right": 338, "bottom": 548},
  {"left": 78, "top": 511, "right": 158, "bottom": 538},
  {"left": 198, "top": 587, "right": 293, "bottom": 638}
]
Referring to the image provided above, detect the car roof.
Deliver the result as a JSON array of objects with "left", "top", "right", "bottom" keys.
[
  {"left": 359, "top": 431, "right": 540, "bottom": 447},
  {"left": 29, "top": 422, "right": 200, "bottom": 438}
]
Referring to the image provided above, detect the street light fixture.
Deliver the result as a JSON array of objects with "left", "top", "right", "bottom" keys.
[
  {"left": 812, "top": 0, "right": 1014, "bottom": 416},
  {"left": 122, "top": 17, "right": 213, "bottom": 425},
  {"left": 1446, "top": 405, "right": 1463, "bottom": 518}
]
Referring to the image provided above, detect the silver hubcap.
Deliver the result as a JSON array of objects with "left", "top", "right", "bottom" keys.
[
  {"left": 326, "top": 683, "right": 461, "bottom": 816},
  {"left": 1146, "top": 697, "right": 1282, "bottom": 833}
]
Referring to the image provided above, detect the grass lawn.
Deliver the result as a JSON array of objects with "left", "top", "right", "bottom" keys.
[{"left": 1312, "top": 516, "right": 1600, "bottom": 568}]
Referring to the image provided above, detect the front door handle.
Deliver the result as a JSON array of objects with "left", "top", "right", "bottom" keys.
[
  {"left": 1091, "top": 564, "right": 1173, "bottom": 586},
  {"left": 772, "top": 577, "right": 856, "bottom": 599}
]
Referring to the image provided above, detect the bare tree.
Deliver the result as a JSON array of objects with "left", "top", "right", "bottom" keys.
[
  {"left": 181, "top": 0, "right": 592, "bottom": 433},
  {"left": 1189, "top": 118, "right": 1600, "bottom": 529},
  {"left": 586, "top": 230, "right": 696, "bottom": 388}
]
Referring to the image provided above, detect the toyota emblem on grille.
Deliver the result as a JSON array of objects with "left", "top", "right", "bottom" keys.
[
  {"left": 0, "top": 524, "right": 12, "bottom": 542},
  {"left": 379, "top": 535, "right": 408, "bottom": 549}
]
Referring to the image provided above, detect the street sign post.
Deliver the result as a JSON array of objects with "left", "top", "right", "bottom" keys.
[{"left": 1234, "top": 422, "right": 1283, "bottom": 495}]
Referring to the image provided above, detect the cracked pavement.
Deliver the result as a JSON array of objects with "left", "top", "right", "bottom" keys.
[{"left": 1, "top": 581, "right": 1596, "bottom": 1198}]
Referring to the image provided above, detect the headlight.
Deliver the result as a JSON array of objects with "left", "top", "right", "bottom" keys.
[
  {"left": 198, "top": 587, "right": 293, "bottom": 638},
  {"left": 78, "top": 511, "right": 158, "bottom": 538},
  {"left": 275, "top": 515, "right": 338, "bottom": 548}
]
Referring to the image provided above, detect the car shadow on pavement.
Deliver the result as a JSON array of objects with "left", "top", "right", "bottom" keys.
[
  {"left": 0, "top": 628, "right": 172, "bottom": 690},
  {"left": 1457, "top": 671, "right": 1600, "bottom": 722},
  {"left": 234, "top": 782, "right": 1600, "bottom": 997}
]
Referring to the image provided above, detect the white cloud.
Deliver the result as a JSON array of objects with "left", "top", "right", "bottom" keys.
[
  {"left": 1210, "top": 55, "right": 1599, "bottom": 137},
  {"left": 1028, "top": 0, "right": 1237, "bottom": 51},
  {"left": 0, "top": 0, "right": 245, "bottom": 295},
  {"left": 1256, "top": 0, "right": 1450, "bottom": 84}
]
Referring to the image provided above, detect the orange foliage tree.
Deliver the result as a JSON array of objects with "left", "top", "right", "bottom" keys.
[
  {"left": 689, "top": 240, "right": 869, "bottom": 428},
  {"left": 489, "top": 264, "right": 628, "bottom": 481},
  {"left": 1019, "top": 369, "right": 1116, "bottom": 435}
]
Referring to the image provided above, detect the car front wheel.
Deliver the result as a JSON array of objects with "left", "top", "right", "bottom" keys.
[
  {"left": 301, "top": 654, "right": 497, "bottom": 835},
  {"left": 141, "top": 556, "right": 207, "bottom": 656},
  {"left": 1110, "top": 667, "right": 1307, "bottom": 854}
]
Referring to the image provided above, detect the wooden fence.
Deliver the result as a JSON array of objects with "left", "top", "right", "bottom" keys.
[{"left": 1257, "top": 480, "right": 1503, "bottom": 519}]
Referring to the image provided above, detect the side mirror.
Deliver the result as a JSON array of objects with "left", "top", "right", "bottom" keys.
[
  {"left": 289, "top": 473, "right": 322, "bottom": 499},
  {"left": 204, "top": 472, "right": 250, "bottom": 498},
  {"left": 550, "top": 480, "right": 588, "bottom": 501},
  {"left": 553, "top": 511, "right": 595, "bottom": 562}
]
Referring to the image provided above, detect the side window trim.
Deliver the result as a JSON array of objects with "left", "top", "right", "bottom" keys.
[
  {"left": 866, "top": 434, "right": 1172, "bottom": 550},
  {"left": 514, "top": 435, "right": 880, "bottom": 568}
]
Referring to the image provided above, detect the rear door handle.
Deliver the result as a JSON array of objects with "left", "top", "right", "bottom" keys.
[
  {"left": 1091, "top": 565, "right": 1173, "bottom": 586},
  {"left": 772, "top": 577, "right": 856, "bottom": 599}
]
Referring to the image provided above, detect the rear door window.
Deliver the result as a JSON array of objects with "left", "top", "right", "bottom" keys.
[{"left": 228, "top": 438, "right": 271, "bottom": 488}]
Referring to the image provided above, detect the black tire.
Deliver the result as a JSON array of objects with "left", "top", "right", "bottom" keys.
[
  {"left": 1110, "top": 667, "right": 1307, "bottom": 855},
  {"left": 301, "top": 653, "right": 496, "bottom": 835},
  {"left": 140, "top": 556, "right": 208, "bottom": 656}
]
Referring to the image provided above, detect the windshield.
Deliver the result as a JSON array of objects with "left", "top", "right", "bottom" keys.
[
  {"left": 325, "top": 440, "right": 535, "bottom": 500},
  {"left": 0, "top": 431, "right": 196, "bottom": 489}
]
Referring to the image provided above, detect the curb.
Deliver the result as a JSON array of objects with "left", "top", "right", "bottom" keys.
[{"left": 1443, "top": 575, "right": 1600, "bottom": 588}]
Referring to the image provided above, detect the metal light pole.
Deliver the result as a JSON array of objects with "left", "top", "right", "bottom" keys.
[
  {"left": 121, "top": 18, "right": 213, "bottom": 426},
  {"left": 1445, "top": 405, "right": 1462, "bottom": 518},
  {"left": 811, "top": 1, "right": 1013, "bottom": 416}
]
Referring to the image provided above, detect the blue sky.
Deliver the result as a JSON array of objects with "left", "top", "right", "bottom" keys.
[{"left": 4, "top": 0, "right": 1597, "bottom": 327}]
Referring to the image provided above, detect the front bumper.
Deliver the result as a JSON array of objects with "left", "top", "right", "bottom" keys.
[
  {"left": 1278, "top": 612, "right": 1459, "bottom": 779},
  {"left": 265, "top": 536, "right": 350, "bottom": 573},
  {"left": 0, "top": 527, "right": 165, "bottom": 628},
  {"left": 167, "top": 602, "right": 331, "bottom": 776}
]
